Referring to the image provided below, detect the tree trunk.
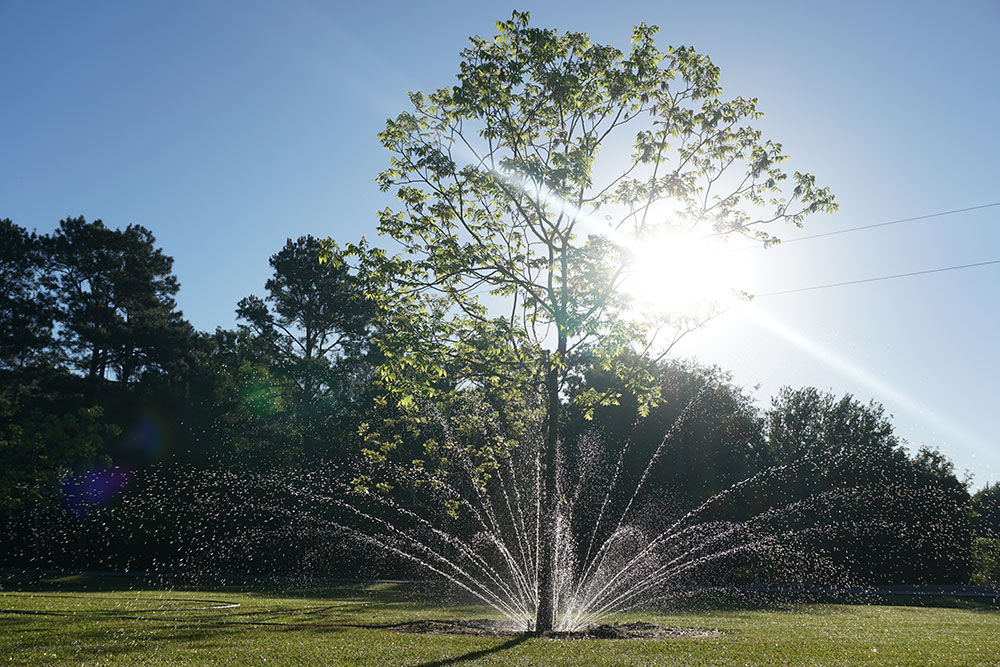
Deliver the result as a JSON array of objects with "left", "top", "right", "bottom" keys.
[
  {"left": 535, "top": 352, "right": 561, "bottom": 632},
  {"left": 88, "top": 346, "right": 105, "bottom": 402}
]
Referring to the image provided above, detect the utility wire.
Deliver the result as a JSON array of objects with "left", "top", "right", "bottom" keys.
[
  {"left": 739, "top": 201, "right": 1000, "bottom": 249},
  {"left": 755, "top": 259, "right": 1000, "bottom": 297}
]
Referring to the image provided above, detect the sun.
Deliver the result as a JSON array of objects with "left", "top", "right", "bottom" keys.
[{"left": 620, "top": 230, "right": 750, "bottom": 317}]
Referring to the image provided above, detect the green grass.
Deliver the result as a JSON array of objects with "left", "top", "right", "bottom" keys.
[{"left": 2, "top": 574, "right": 999, "bottom": 665}]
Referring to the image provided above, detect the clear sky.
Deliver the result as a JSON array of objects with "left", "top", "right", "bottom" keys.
[{"left": 2, "top": 1, "right": 998, "bottom": 486}]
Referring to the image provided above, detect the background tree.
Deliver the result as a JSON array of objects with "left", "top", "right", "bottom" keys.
[
  {"left": 362, "top": 11, "right": 836, "bottom": 630},
  {"left": 46, "top": 216, "right": 195, "bottom": 397},
  {"left": 198, "top": 327, "right": 306, "bottom": 468},
  {"left": 0, "top": 219, "right": 54, "bottom": 368},
  {"left": 0, "top": 216, "right": 203, "bottom": 569},
  {"left": 0, "top": 397, "right": 112, "bottom": 512},
  {"left": 237, "top": 236, "right": 373, "bottom": 401},
  {"left": 0, "top": 369, "right": 118, "bottom": 568},
  {"left": 764, "top": 387, "right": 971, "bottom": 583},
  {"left": 236, "top": 236, "right": 374, "bottom": 460},
  {"left": 972, "top": 483, "right": 1000, "bottom": 539},
  {"left": 564, "top": 357, "right": 765, "bottom": 514},
  {"left": 765, "top": 387, "right": 908, "bottom": 477},
  {"left": 971, "top": 537, "right": 1000, "bottom": 585},
  {"left": 971, "top": 484, "right": 1000, "bottom": 584}
]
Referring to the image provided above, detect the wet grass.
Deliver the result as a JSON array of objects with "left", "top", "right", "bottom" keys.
[{"left": 2, "top": 573, "right": 999, "bottom": 665}]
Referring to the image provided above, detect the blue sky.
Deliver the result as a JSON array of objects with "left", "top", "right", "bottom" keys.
[{"left": 2, "top": 1, "right": 998, "bottom": 485}]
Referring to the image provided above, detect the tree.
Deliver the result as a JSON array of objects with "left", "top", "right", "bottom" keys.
[
  {"left": 193, "top": 327, "right": 306, "bottom": 467},
  {"left": 973, "top": 483, "right": 1000, "bottom": 539},
  {"left": 0, "top": 370, "right": 118, "bottom": 570},
  {"left": 764, "top": 388, "right": 971, "bottom": 583},
  {"left": 765, "top": 387, "right": 908, "bottom": 475},
  {"left": 237, "top": 236, "right": 374, "bottom": 459},
  {"left": 361, "top": 12, "right": 835, "bottom": 630},
  {"left": 0, "top": 219, "right": 54, "bottom": 367},
  {"left": 564, "top": 356, "right": 765, "bottom": 506},
  {"left": 46, "top": 216, "right": 195, "bottom": 396},
  {"left": 237, "top": 235, "right": 373, "bottom": 401},
  {"left": 0, "top": 390, "right": 111, "bottom": 516}
]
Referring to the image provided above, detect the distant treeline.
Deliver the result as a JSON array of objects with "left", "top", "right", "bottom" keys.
[{"left": 1, "top": 216, "right": 998, "bottom": 584}]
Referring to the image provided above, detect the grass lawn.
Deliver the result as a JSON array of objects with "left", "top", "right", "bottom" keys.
[{"left": 1, "top": 574, "right": 998, "bottom": 666}]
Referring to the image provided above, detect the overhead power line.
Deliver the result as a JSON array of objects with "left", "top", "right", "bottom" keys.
[
  {"left": 769, "top": 201, "right": 1000, "bottom": 246},
  {"left": 735, "top": 202, "right": 1000, "bottom": 250},
  {"left": 755, "top": 258, "right": 1000, "bottom": 297}
]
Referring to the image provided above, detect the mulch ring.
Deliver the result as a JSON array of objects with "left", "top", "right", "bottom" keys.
[{"left": 390, "top": 619, "right": 722, "bottom": 639}]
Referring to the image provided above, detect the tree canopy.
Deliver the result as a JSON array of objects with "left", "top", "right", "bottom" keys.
[
  {"left": 238, "top": 235, "right": 373, "bottom": 402},
  {"left": 365, "top": 12, "right": 836, "bottom": 411},
  {"left": 47, "top": 216, "right": 194, "bottom": 393},
  {"left": 0, "top": 219, "right": 54, "bottom": 367},
  {"left": 973, "top": 483, "right": 1000, "bottom": 539}
]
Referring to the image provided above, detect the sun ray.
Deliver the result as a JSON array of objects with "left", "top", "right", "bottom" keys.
[{"left": 739, "top": 303, "right": 990, "bottom": 457}]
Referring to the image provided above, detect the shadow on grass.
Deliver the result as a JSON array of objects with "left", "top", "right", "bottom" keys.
[
  {"left": 410, "top": 634, "right": 531, "bottom": 667},
  {"left": 0, "top": 600, "right": 364, "bottom": 662}
]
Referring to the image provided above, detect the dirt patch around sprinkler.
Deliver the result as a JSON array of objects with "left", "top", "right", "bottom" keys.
[{"left": 391, "top": 619, "right": 722, "bottom": 639}]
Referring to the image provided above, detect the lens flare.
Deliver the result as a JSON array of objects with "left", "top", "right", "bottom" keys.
[{"left": 62, "top": 466, "right": 132, "bottom": 520}]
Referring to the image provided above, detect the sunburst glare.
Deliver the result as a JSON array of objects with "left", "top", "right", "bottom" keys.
[{"left": 621, "top": 229, "right": 751, "bottom": 317}]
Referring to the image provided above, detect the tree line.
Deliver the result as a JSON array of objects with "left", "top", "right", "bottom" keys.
[{"left": 1, "top": 215, "right": 996, "bottom": 585}]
